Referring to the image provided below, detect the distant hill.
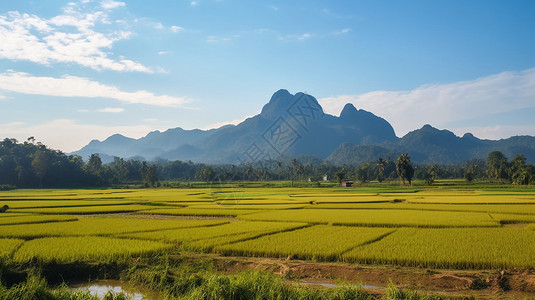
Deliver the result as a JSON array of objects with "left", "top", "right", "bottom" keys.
[
  {"left": 72, "top": 89, "right": 397, "bottom": 163},
  {"left": 72, "top": 89, "right": 535, "bottom": 165},
  {"left": 326, "top": 125, "right": 535, "bottom": 165}
]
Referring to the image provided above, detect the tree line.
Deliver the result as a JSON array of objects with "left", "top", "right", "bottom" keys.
[{"left": 1, "top": 138, "right": 534, "bottom": 189}]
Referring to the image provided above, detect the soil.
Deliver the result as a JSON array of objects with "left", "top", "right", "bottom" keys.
[{"left": 180, "top": 253, "right": 535, "bottom": 299}]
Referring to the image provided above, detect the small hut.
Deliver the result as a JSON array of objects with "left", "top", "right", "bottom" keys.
[{"left": 341, "top": 180, "right": 353, "bottom": 187}]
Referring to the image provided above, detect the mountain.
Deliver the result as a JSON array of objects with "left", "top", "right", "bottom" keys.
[
  {"left": 326, "top": 124, "right": 535, "bottom": 165},
  {"left": 72, "top": 89, "right": 535, "bottom": 165},
  {"left": 72, "top": 89, "right": 398, "bottom": 163}
]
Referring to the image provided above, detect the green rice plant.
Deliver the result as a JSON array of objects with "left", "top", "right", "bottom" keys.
[
  {"left": 214, "top": 225, "right": 395, "bottom": 261},
  {"left": 343, "top": 227, "right": 535, "bottom": 269},
  {"left": 240, "top": 209, "right": 499, "bottom": 228},
  {"left": 0, "top": 214, "right": 77, "bottom": 225},
  {"left": 13, "top": 236, "right": 172, "bottom": 263},
  {"left": 0, "top": 238, "right": 24, "bottom": 258},
  {"left": 0, "top": 217, "right": 228, "bottom": 239}
]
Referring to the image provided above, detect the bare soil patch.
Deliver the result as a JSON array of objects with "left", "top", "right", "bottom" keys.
[{"left": 180, "top": 253, "right": 535, "bottom": 299}]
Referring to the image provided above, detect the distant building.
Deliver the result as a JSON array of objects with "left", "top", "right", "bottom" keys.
[
  {"left": 341, "top": 180, "right": 353, "bottom": 187},
  {"left": 323, "top": 175, "right": 328, "bottom": 181}
]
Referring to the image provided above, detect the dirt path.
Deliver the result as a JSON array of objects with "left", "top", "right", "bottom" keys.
[{"left": 181, "top": 253, "right": 535, "bottom": 299}]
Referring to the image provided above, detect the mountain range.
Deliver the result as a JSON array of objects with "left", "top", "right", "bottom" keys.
[{"left": 72, "top": 89, "right": 535, "bottom": 165}]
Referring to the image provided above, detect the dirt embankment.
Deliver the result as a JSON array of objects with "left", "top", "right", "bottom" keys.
[{"left": 183, "top": 254, "right": 535, "bottom": 299}]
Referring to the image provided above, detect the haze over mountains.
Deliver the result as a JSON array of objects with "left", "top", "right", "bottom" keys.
[{"left": 72, "top": 90, "right": 535, "bottom": 165}]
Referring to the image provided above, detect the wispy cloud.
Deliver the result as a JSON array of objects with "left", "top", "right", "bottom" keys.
[
  {"left": 100, "top": 0, "right": 125, "bottom": 10},
  {"left": 98, "top": 107, "right": 124, "bottom": 113},
  {"left": 170, "top": 25, "right": 184, "bottom": 33},
  {"left": 334, "top": 28, "right": 351, "bottom": 35},
  {"left": 319, "top": 68, "right": 535, "bottom": 138},
  {"left": 0, "top": 3, "right": 151, "bottom": 72},
  {"left": 0, "top": 71, "right": 192, "bottom": 107}
]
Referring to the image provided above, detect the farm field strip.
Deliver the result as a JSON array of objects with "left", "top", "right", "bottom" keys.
[
  {"left": 240, "top": 208, "right": 500, "bottom": 227},
  {"left": 137, "top": 207, "right": 259, "bottom": 217},
  {"left": 13, "top": 236, "right": 172, "bottom": 263},
  {"left": 9, "top": 204, "right": 162, "bottom": 215},
  {"left": 185, "top": 204, "right": 308, "bottom": 210},
  {"left": 0, "top": 217, "right": 228, "bottom": 239},
  {"left": 0, "top": 214, "right": 77, "bottom": 225},
  {"left": 214, "top": 225, "right": 395, "bottom": 261},
  {"left": 343, "top": 227, "right": 535, "bottom": 269},
  {"left": 0, "top": 238, "right": 24, "bottom": 257},
  {"left": 119, "top": 221, "right": 308, "bottom": 245},
  {"left": 306, "top": 202, "right": 535, "bottom": 215},
  {"left": 0, "top": 200, "right": 141, "bottom": 209}
]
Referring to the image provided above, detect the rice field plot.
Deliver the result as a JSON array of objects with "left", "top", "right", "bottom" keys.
[
  {"left": 215, "top": 225, "right": 395, "bottom": 261},
  {"left": 9, "top": 204, "right": 160, "bottom": 215},
  {"left": 307, "top": 202, "right": 535, "bottom": 216},
  {"left": 0, "top": 217, "right": 228, "bottom": 239},
  {"left": 491, "top": 213, "right": 535, "bottom": 224},
  {"left": 120, "top": 221, "right": 308, "bottom": 249},
  {"left": 185, "top": 203, "right": 308, "bottom": 210},
  {"left": 1, "top": 200, "right": 140, "bottom": 209},
  {"left": 343, "top": 227, "right": 535, "bottom": 269},
  {"left": 0, "top": 214, "right": 77, "bottom": 225},
  {"left": 13, "top": 236, "right": 172, "bottom": 263},
  {"left": 240, "top": 208, "right": 499, "bottom": 228},
  {"left": 0, "top": 238, "right": 24, "bottom": 258},
  {"left": 138, "top": 207, "right": 258, "bottom": 217}
]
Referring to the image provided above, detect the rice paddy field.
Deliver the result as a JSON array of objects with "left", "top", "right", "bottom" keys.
[{"left": 1, "top": 183, "right": 535, "bottom": 270}]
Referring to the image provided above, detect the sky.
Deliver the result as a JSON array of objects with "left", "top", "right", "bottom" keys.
[{"left": 0, "top": 0, "right": 534, "bottom": 153}]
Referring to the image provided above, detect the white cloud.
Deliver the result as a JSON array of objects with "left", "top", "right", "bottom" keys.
[
  {"left": 297, "top": 33, "right": 312, "bottom": 41},
  {"left": 0, "top": 119, "right": 161, "bottom": 152},
  {"left": 0, "top": 5, "right": 151, "bottom": 72},
  {"left": 98, "top": 107, "right": 124, "bottom": 113},
  {"left": 206, "top": 35, "right": 231, "bottom": 43},
  {"left": 100, "top": 0, "right": 125, "bottom": 10},
  {"left": 170, "top": 25, "right": 184, "bottom": 33},
  {"left": 451, "top": 125, "right": 535, "bottom": 141},
  {"left": 0, "top": 71, "right": 192, "bottom": 107},
  {"left": 334, "top": 28, "right": 350, "bottom": 35},
  {"left": 158, "top": 51, "right": 169, "bottom": 55},
  {"left": 318, "top": 68, "right": 535, "bottom": 138},
  {"left": 190, "top": 1, "right": 198, "bottom": 6}
]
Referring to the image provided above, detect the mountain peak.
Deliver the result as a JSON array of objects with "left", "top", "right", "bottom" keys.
[
  {"left": 340, "top": 103, "right": 358, "bottom": 118},
  {"left": 260, "top": 89, "right": 293, "bottom": 118}
]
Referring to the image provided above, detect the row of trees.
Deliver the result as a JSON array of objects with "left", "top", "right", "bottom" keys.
[{"left": 1, "top": 138, "right": 534, "bottom": 188}]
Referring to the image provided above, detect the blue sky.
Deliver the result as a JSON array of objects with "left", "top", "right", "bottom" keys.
[{"left": 1, "top": 0, "right": 534, "bottom": 152}]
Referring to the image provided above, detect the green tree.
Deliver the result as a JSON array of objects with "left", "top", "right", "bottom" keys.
[
  {"left": 335, "top": 168, "right": 346, "bottom": 184},
  {"left": 84, "top": 154, "right": 103, "bottom": 176},
  {"left": 375, "top": 158, "right": 386, "bottom": 182},
  {"left": 396, "top": 153, "right": 414, "bottom": 185},
  {"left": 510, "top": 154, "right": 532, "bottom": 185},
  {"left": 486, "top": 151, "right": 509, "bottom": 182},
  {"left": 31, "top": 149, "right": 48, "bottom": 188},
  {"left": 356, "top": 163, "right": 371, "bottom": 183},
  {"left": 424, "top": 164, "right": 439, "bottom": 185}
]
